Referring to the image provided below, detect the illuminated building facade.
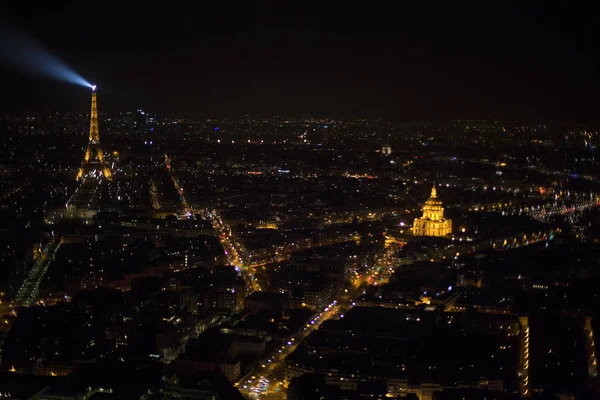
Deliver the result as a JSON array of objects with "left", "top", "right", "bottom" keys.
[
  {"left": 76, "top": 87, "right": 112, "bottom": 181},
  {"left": 412, "top": 184, "right": 452, "bottom": 237}
]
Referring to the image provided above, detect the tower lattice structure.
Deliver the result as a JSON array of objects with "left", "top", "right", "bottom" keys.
[{"left": 76, "top": 89, "right": 112, "bottom": 181}]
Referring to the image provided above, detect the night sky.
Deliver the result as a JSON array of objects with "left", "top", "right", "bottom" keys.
[{"left": 1, "top": 2, "right": 599, "bottom": 122}]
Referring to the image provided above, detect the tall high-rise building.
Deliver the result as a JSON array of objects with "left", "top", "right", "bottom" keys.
[
  {"left": 412, "top": 184, "right": 452, "bottom": 237},
  {"left": 76, "top": 86, "right": 112, "bottom": 181}
]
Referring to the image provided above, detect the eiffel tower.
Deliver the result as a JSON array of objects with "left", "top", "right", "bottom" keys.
[{"left": 76, "top": 86, "right": 112, "bottom": 181}]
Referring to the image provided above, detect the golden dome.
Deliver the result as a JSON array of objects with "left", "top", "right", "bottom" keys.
[
  {"left": 413, "top": 183, "right": 452, "bottom": 237},
  {"left": 424, "top": 184, "right": 442, "bottom": 207}
]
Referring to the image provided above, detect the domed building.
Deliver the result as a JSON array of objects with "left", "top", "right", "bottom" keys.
[{"left": 412, "top": 184, "right": 452, "bottom": 237}]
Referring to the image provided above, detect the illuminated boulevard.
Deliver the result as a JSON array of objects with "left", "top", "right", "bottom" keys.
[
  {"left": 12, "top": 239, "right": 62, "bottom": 308},
  {"left": 164, "top": 155, "right": 260, "bottom": 292},
  {"left": 237, "top": 301, "right": 341, "bottom": 399},
  {"left": 201, "top": 209, "right": 262, "bottom": 293},
  {"left": 164, "top": 154, "right": 194, "bottom": 218}
]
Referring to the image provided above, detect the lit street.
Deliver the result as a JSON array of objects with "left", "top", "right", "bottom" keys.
[
  {"left": 237, "top": 301, "right": 341, "bottom": 399},
  {"left": 12, "top": 239, "right": 61, "bottom": 308}
]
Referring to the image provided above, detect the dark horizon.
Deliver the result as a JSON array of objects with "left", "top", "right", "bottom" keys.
[{"left": 1, "top": 2, "right": 599, "bottom": 123}]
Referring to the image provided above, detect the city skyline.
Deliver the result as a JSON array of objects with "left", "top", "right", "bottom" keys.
[
  {"left": 3, "top": 4, "right": 600, "bottom": 400},
  {"left": 2, "top": 86, "right": 600, "bottom": 399}
]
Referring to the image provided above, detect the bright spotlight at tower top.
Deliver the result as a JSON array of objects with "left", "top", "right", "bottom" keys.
[
  {"left": 91, "top": 85, "right": 97, "bottom": 92},
  {"left": 0, "top": 22, "right": 93, "bottom": 89}
]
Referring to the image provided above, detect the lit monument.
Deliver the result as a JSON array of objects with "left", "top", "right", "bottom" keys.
[
  {"left": 76, "top": 86, "right": 112, "bottom": 181},
  {"left": 412, "top": 184, "right": 452, "bottom": 237}
]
